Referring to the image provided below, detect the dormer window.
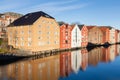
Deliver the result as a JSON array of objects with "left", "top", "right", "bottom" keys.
[{"left": 25, "top": 16, "right": 28, "bottom": 19}]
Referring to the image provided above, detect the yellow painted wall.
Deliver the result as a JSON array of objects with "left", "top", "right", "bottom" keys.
[{"left": 7, "top": 16, "right": 60, "bottom": 52}]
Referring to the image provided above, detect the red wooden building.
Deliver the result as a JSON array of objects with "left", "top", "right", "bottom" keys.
[
  {"left": 60, "top": 24, "right": 73, "bottom": 49},
  {"left": 99, "top": 27, "right": 110, "bottom": 44},
  {"left": 78, "top": 25, "right": 88, "bottom": 47}
]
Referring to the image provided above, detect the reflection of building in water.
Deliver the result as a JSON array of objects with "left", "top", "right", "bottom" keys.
[
  {"left": 101, "top": 47, "right": 110, "bottom": 62},
  {"left": 117, "top": 45, "right": 120, "bottom": 55},
  {"left": 71, "top": 50, "right": 81, "bottom": 73},
  {"left": 0, "top": 68, "right": 2, "bottom": 79},
  {"left": 81, "top": 49, "right": 88, "bottom": 71},
  {"left": 0, "top": 66, "right": 10, "bottom": 80},
  {"left": 88, "top": 48, "right": 102, "bottom": 66},
  {"left": 115, "top": 45, "right": 118, "bottom": 56},
  {"left": 60, "top": 52, "right": 71, "bottom": 77},
  {"left": 0, "top": 55, "right": 60, "bottom": 80},
  {"left": 7, "top": 64, "right": 16, "bottom": 80},
  {"left": 109, "top": 45, "right": 116, "bottom": 61}
]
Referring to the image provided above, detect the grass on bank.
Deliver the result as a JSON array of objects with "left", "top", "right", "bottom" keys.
[{"left": 0, "top": 38, "right": 10, "bottom": 54}]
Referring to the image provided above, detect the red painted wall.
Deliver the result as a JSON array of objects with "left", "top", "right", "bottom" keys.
[
  {"left": 60, "top": 24, "right": 73, "bottom": 49},
  {"left": 81, "top": 26, "right": 88, "bottom": 47}
]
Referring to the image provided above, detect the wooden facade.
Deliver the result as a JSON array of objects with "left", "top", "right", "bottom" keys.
[{"left": 60, "top": 24, "right": 73, "bottom": 49}]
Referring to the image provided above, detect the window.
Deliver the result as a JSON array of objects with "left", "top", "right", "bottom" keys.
[
  {"left": 47, "top": 32, "right": 50, "bottom": 34},
  {"left": 28, "top": 30, "right": 31, "bottom": 34},
  {"left": 47, "top": 36, "right": 50, "bottom": 39},
  {"left": 15, "top": 31, "right": 18, "bottom": 34},
  {"left": 38, "top": 37, "right": 41, "bottom": 39},
  {"left": 65, "top": 36, "right": 68, "bottom": 39},
  {"left": 15, "top": 41, "right": 18, "bottom": 46},
  {"left": 28, "top": 42, "right": 31, "bottom": 46},
  {"left": 21, "top": 37, "right": 24, "bottom": 41},
  {"left": 21, "top": 42, "right": 24, "bottom": 46},
  {"left": 39, "top": 25, "right": 41, "bottom": 27},
  {"left": 65, "top": 40, "right": 68, "bottom": 44},
  {"left": 42, "top": 20, "right": 45, "bottom": 23},
  {"left": 21, "top": 31, "right": 24, "bottom": 34},
  {"left": 47, "top": 26, "right": 50, "bottom": 28},
  {"left": 47, "top": 41, "right": 50, "bottom": 44},
  {"left": 38, "top": 31, "right": 41, "bottom": 34},
  {"left": 54, "top": 32, "right": 58, "bottom": 35},
  {"left": 54, "top": 41, "right": 57, "bottom": 44},
  {"left": 38, "top": 42, "right": 41, "bottom": 46},
  {"left": 28, "top": 37, "right": 31, "bottom": 41},
  {"left": 51, "top": 22, "right": 53, "bottom": 24}
]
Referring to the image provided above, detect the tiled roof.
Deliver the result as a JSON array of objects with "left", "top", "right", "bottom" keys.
[{"left": 8, "top": 11, "right": 54, "bottom": 27}]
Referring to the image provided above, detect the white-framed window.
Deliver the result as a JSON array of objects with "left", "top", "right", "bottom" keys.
[
  {"left": 38, "top": 31, "right": 41, "bottom": 34},
  {"left": 28, "top": 37, "right": 31, "bottom": 41},
  {"left": 15, "top": 41, "right": 18, "bottom": 46},
  {"left": 47, "top": 32, "right": 50, "bottom": 34},
  {"left": 28, "top": 42, "right": 31, "bottom": 46},
  {"left": 54, "top": 41, "right": 58, "bottom": 44},
  {"left": 54, "top": 32, "right": 58, "bottom": 35},
  {"left": 21, "top": 42, "right": 24, "bottom": 46},
  {"left": 21, "top": 37, "right": 24, "bottom": 41},
  {"left": 21, "top": 31, "right": 24, "bottom": 34},
  {"left": 38, "top": 41, "right": 42, "bottom": 46}
]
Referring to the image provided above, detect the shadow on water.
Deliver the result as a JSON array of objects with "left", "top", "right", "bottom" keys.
[
  {"left": 0, "top": 54, "right": 26, "bottom": 66},
  {"left": 86, "top": 42, "right": 111, "bottom": 52}
]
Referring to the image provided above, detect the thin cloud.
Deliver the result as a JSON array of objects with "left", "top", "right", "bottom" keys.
[
  {"left": 17, "top": 0, "right": 89, "bottom": 14},
  {"left": 0, "top": 0, "right": 30, "bottom": 12}
]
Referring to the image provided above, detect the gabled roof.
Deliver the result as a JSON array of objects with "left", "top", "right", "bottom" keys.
[
  {"left": 0, "top": 14, "right": 4, "bottom": 17},
  {"left": 70, "top": 24, "right": 76, "bottom": 30},
  {"left": 78, "top": 25, "right": 84, "bottom": 30},
  {"left": 58, "top": 21, "right": 66, "bottom": 26},
  {"left": 59, "top": 23, "right": 69, "bottom": 28},
  {"left": 99, "top": 27, "right": 109, "bottom": 32},
  {"left": 8, "top": 11, "right": 54, "bottom": 27},
  {"left": 104, "top": 26, "right": 113, "bottom": 30},
  {"left": 86, "top": 26, "right": 95, "bottom": 30}
]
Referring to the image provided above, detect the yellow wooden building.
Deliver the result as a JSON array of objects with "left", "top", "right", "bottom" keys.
[{"left": 7, "top": 11, "right": 60, "bottom": 52}]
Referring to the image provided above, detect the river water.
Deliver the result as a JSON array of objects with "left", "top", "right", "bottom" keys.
[{"left": 0, "top": 45, "right": 120, "bottom": 80}]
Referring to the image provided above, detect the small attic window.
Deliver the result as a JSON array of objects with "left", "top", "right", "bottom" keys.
[
  {"left": 45, "top": 15, "right": 49, "bottom": 18},
  {"left": 25, "top": 16, "right": 28, "bottom": 19}
]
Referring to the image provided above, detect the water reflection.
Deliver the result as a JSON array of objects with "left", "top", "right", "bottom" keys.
[
  {"left": 71, "top": 50, "right": 81, "bottom": 73},
  {"left": 0, "top": 55, "right": 60, "bottom": 80},
  {"left": 60, "top": 52, "right": 71, "bottom": 77},
  {"left": 81, "top": 49, "right": 88, "bottom": 71},
  {"left": 0, "top": 45, "right": 120, "bottom": 80}
]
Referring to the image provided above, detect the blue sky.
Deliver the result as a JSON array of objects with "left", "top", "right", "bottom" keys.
[{"left": 1, "top": 0, "right": 120, "bottom": 29}]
